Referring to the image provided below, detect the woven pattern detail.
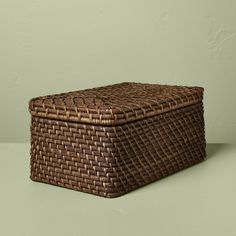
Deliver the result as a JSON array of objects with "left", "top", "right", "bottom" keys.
[
  {"left": 30, "top": 102, "right": 205, "bottom": 197},
  {"left": 29, "top": 82, "right": 203, "bottom": 125}
]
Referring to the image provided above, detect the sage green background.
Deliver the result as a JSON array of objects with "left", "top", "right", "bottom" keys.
[{"left": 1, "top": 0, "right": 236, "bottom": 142}]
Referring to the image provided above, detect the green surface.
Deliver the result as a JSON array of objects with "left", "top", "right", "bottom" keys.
[
  {"left": 1, "top": 1, "right": 236, "bottom": 142},
  {"left": 0, "top": 143, "right": 235, "bottom": 236}
]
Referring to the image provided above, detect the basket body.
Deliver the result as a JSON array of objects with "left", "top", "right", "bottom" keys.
[{"left": 30, "top": 101, "right": 205, "bottom": 198}]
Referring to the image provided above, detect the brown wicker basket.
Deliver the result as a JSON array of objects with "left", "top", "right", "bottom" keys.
[{"left": 29, "top": 82, "right": 206, "bottom": 197}]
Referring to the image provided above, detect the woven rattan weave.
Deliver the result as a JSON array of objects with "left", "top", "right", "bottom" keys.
[{"left": 29, "top": 82, "right": 206, "bottom": 197}]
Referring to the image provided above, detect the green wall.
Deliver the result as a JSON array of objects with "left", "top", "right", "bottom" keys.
[{"left": 1, "top": 0, "right": 236, "bottom": 142}]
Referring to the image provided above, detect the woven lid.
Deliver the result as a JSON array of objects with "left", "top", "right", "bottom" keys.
[{"left": 29, "top": 82, "right": 203, "bottom": 125}]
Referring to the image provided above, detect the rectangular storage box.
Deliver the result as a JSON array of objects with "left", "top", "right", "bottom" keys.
[{"left": 29, "top": 82, "right": 206, "bottom": 197}]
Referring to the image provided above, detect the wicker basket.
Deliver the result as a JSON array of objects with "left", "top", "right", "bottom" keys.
[{"left": 29, "top": 82, "right": 206, "bottom": 197}]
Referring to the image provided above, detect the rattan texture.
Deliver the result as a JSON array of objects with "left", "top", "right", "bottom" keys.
[
  {"left": 30, "top": 100, "right": 206, "bottom": 198},
  {"left": 29, "top": 82, "right": 203, "bottom": 125}
]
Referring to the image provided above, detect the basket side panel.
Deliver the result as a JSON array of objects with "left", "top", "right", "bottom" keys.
[
  {"left": 30, "top": 117, "right": 116, "bottom": 197},
  {"left": 106, "top": 102, "right": 206, "bottom": 196}
]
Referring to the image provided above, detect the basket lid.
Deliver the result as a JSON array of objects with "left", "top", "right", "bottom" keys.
[{"left": 29, "top": 82, "right": 203, "bottom": 125}]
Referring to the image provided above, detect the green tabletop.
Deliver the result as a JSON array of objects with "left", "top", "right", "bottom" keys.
[{"left": 0, "top": 143, "right": 235, "bottom": 236}]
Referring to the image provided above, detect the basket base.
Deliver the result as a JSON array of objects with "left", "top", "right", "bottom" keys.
[{"left": 30, "top": 102, "right": 206, "bottom": 198}]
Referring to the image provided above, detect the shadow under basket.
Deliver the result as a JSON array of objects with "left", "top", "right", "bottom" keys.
[{"left": 29, "top": 82, "right": 206, "bottom": 198}]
